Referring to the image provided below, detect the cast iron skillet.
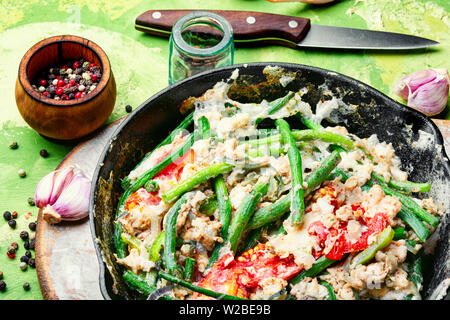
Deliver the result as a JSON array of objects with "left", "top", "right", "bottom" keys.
[{"left": 89, "top": 63, "right": 450, "bottom": 300}]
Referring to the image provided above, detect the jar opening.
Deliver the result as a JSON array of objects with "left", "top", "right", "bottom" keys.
[{"left": 172, "top": 11, "right": 233, "bottom": 56}]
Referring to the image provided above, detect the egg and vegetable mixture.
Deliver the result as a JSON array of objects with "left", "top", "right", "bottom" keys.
[{"left": 113, "top": 74, "right": 442, "bottom": 300}]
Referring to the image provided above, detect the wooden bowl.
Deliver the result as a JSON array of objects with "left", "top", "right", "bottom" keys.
[{"left": 15, "top": 35, "right": 116, "bottom": 140}]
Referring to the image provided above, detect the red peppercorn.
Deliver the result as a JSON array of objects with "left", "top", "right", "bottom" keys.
[
  {"left": 69, "top": 80, "right": 76, "bottom": 86},
  {"left": 39, "top": 79, "right": 47, "bottom": 86},
  {"left": 42, "top": 92, "right": 49, "bottom": 96},
  {"left": 61, "top": 94, "right": 69, "bottom": 100},
  {"left": 90, "top": 74, "right": 98, "bottom": 82},
  {"left": 56, "top": 87, "right": 64, "bottom": 96},
  {"left": 57, "top": 79, "right": 65, "bottom": 87},
  {"left": 73, "top": 61, "right": 81, "bottom": 69},
  {"left": 89, "top": 63, "right": 96, "bottom": 69},
  {"left": 63, "top": 84, "right": 71, "bottom": 89},
  {"left": 74, "top": 92, "right": 83, "bottom": 99},
  {"left": 56, "top": 75, "right": 60, "bottom": 80},
  {"left": 61, "top": 65, "right": 68, "bottom": 70},
  {"left": 12, "top": 211, "right": 18, "bottom": 219}
]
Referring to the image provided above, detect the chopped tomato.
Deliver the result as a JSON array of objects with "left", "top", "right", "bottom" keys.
[
  {"left": 154, "top": 149, "right": 195, "bottom": 180},
  {"left": 308, "top": 212, "right": 389, "bottom": 260},
  {"left": 125, "top": 188, "right": 161, "bottom": 210},
  {"left": 193, "top": 244, "right": 302, "bottom": 299}
]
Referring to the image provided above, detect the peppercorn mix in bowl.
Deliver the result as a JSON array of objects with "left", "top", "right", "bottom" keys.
[{"left": 15, "top": 35, "right": 116, "bottom": 140}]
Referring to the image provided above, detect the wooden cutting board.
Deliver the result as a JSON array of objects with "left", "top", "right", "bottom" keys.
[{"left": 35, "top": 118, "right": 450, "bottom": 300}]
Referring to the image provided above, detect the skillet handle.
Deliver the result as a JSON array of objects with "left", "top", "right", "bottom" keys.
[{"left": 135, "top": 10, "right": 311, "bottom": 47}]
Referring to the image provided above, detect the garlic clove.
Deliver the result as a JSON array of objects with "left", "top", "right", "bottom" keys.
[
  {"left": 48, "top": 170, "right": 91, "bottom": 222},
  {"left": 394, "top": 68, "right": 449, "bottom": 116},
  {"left": 35, "top": 166, "right": 75, "bottom": 208},
  {"left": 394, "top": 69, "right": 439, "bottom": 100},
  {"left": 407, "top": 75, "right": 449, "bottom": 116},
  {"left": 48, "top": 166, "right": 75, "bottom": 205}
]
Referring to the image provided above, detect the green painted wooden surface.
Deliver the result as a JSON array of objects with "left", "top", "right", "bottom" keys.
[{"left": 0, "top": 0, "right": 448, "bottom": 300}]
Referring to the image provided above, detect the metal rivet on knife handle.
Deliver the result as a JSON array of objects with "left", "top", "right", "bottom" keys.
[
  {"left": 289, "top": 20, "right": 298, "bottom": 28},
  {"left": 246, "top": 16, "right": 256, "bottom": 24},
  {"left": 152, "top": 11, "right": 162, "bottom": 19}
]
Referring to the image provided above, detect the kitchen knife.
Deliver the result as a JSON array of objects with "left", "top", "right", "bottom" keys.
[{"left": 135, "top": 10, "right": 439, "bottom": 50}]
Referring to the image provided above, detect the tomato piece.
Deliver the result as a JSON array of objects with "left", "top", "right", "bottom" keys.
[
  {"left": 125, "top": 188, "right": 161, "bottom": 210},
  {"left": 154, "top": 149, "right": 195, "bottom": 180},
  {"left": 193, "top": 244, "right": 302, "bottom": 299}
]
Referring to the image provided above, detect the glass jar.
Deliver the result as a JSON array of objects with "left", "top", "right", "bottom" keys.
[{"left": 168, "top": 11, "right": 234, "bottom": 85}]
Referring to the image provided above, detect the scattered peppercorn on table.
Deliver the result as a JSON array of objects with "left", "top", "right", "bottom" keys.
[{"left": 0, "top": 0, "right": 449, "bottom": 300}]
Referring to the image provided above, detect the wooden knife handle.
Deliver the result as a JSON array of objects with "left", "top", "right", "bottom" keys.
[{"left": 135, "top": 10, "right": 310, "bottom": 46}]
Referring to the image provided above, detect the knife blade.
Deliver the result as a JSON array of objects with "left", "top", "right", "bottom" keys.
[{"left": 135, "top": 9, "right": 439, "bottom": 50}]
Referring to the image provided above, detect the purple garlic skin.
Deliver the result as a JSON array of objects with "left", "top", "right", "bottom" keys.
[
  {"left": 394, "top": 68, "right": 449, "bottom": 116},
  {"left": 35, "top": 166, "right": 90, "bottom": 224}
]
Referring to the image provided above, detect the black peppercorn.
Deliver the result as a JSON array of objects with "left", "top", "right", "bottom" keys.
[
  {"left": 29, "top": 221, "right": 37, "bottom": 231},
  {"left": 25, "top": 250, "right": 32, "bottom": 258},
  {"left": 20, "top": 231, "right": 29, "bottom": 241},
  {"left": 27, "top": 197, "right": 35, "bottom": 206},
  {"left": 39, "top": 149, "right": 49, "bottom": 158},
  {"left": 11, "top": 242, "right": 18, "bottom": 251},
  {"left": 28, "top": 258, "right": 35, "bottom": 268},
  {"left": 8, "top": 219, "right": 16, "bottom": 229},
  {"left": 24, "top": 241, "right": 30, "bottom": 250},
  {"left": 29, "top": 239, "right": 35, "bottom": 250},
  {"left": 0, "top": 281, "right": 6, "bottom": 292},
  {"left": 23, "top": 282, "right": 30, "bottom": 291},
  {"left": 9, "top": 141, "right": 18, "bottom": 149},
  {"left": 125, "top": 105, "right": 132, "bottom": 113},
  {"left": 3, "top": 211, "right": 11, "bottom": 220},
  {"left": 20, "top": 256, "right": 29, "bottom": 263}
]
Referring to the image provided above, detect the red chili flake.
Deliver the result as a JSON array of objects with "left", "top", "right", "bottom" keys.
[
  {"left": 7, "top": 251, "right": 15, "bottom": 259},
  {"left": 12, "top": 211, "right": 18, "bottom": 219}
]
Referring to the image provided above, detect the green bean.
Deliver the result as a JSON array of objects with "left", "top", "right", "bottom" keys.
[
  {"left": 162, "top": 163, "right": 233, "bottom": 204},
  {"left": 132, "top": 131, "right": 200, "bottom": 195},
  {"left": 199, "top": 196, "right": 219, "bottom": 216},
  {"left": 396, "top": 207, "right": 430, "bottom": 242},
  {"left": 276, "top": 119, "right": 305, "bottom": 226},
  {"left": 245, "top": 129, "right": 355, "bottom": 152},
  {"left": 296, "top": 113, "right": 323, "bottom": 130},
  {"left": 163, "top": 194, "right": 189, "bottom": 276},
  {"left": 326, "top": 167, "right": 350, "bottom": 182},
  {"left": 387, "top": 179, "right": 431, "bottom": 194},
  {"left": 393, "top": 227, "right": 407, "bottom": 240},
  {"left": 144, "top": 180, "right": 159, "bottom": 193},
  {"left": 351, "top": 226, "right": 394, "bottom": 266},
  {"left": 158, "top": 271, "right": 247, "bottom": 300},
  {"left": 247, "top": 150, "right": 341, "bottom": 230},
  {"left": 123, "top": 270, "right": 158, "bottom": 296},
  {"left": 184, "top": 257, "right": 196, "bottom": 282},
  {"left": 239, "top": 226, "right": 266, "bottom": 255},
  {"left": 122, "top": 112, "right": 194, "bottom": 189},
  {"left": 254, "top": 92, "right": 295, "bottom": 125},
  {"left": 268, "top": 92, "right": 295, "bottom": 115},
  {"left": 290, "top": 256, "right": 338, "bottom": 285},
  {"left": 198, "top": 116, "right": 211, "bottom": 140},
  {"left": 371, "top": 173, "right": 439, "bottom": 227},
  {"left": 206, "top": 176, "right": 234, "bottom": 271},
  {"left": 150, "top": 231, "right": 166, "bottom": 262},
  {"left": 319, "top": 280, "right": 337, "bottom": 300},
  {"left": 121, "top": 233, "right": 146, "bottom": 254},
  {"left": 247, "top": 195, "right": 290, "bottom": 231},
  {"left": 408, "top": 249, "right": 423, "bottom": 289},
  {"left": 227, "top": 181, "right": 269, "bottom": 253}
]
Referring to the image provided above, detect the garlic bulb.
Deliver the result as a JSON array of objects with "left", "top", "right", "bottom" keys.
[
  {"left": 35, "top": 166, "right": 91, "bottom": 224},
  {"left": 394, "top": 68, "right": 449, "bottom": 116}
]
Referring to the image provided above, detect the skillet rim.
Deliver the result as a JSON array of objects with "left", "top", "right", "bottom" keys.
[{"left": 89, "top": 62, "right": 450, "bottom": 300}]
